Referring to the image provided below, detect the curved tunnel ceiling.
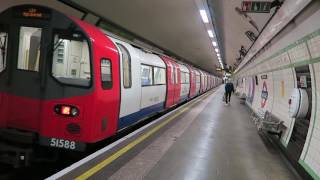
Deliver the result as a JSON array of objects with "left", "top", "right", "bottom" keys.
[{"left": 0, "top": 0, "right": 277, "bottom": 74}]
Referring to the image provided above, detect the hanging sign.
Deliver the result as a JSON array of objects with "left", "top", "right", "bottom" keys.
[
  {"left": 242, "top": 1, "right": 271, "bottom": 13},
  {"left": 261, "top": 74, "right": 268, "bottom": 79}
]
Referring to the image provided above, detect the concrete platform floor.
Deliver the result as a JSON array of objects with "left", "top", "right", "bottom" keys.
[
  {"left": 110, "top": 87, "right": 299, "bottom": 180},
  {"left": 55, "top": 87, "right": 300, "bottom": 180}
]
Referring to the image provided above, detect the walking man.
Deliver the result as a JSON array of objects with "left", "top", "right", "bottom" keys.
[{"left": 225, "top": 80, "right": 234, "bottom": 105}]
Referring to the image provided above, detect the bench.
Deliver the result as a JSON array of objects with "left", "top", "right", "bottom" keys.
[{"left": 251, "top": 110, "right": 286, "bottom": 138}]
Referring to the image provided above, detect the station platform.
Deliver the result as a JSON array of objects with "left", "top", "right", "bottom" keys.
[{"left": 48, "top": 87, "right": 300, "bottom": 180}]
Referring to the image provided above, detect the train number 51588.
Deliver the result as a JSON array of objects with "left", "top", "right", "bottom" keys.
[{"left": 50, "top": 138, "right": 76, "bottom": 150}]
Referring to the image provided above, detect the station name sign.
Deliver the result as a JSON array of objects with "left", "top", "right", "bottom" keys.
[
  {"left": 261, "top": 74, "right": 268, "bottom": 79},
  {"left": 241, "top": 1, "right": 271, "bottom": 13},
  {"left": 14, "top": 6, "right": 51, "bottom": 20}
]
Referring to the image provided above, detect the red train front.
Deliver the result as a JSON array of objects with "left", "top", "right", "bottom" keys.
[{"left": 0, "top": 5, "right": 121, "bottom": 166}]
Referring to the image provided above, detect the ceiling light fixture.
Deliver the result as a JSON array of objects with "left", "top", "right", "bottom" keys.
[
  {"left": 208, "top": 30, "right": 214, "bottom": 38},
  {"left": 200, "top": 10, "right": 209, "bottom": 23},
  {"left": 212, "top": 41, "right": 217, "bottom": 47},
  {"left": 215, "top": 48, "right": 219, "bottom": 53}
]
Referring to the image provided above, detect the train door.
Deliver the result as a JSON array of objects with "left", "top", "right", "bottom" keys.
[
  {"left": 115, "top": 42, "right": 141, "bottom": 129},
  {"left": 187, "top": 66, "right": 195, "bottom": 98},
  {"left": 161, "top": 56, "right": 174, "bottom": 108},
  {"left": 195, "top": 70, "right": 200, "bottom": 95},
  {"left": 2, "top": 23, "right": 48, "bottom": 131},
  {"left": 172, "top": 62, "right": 181, "bottom": 104},
  {"left": 0, "top": 25, "right": 8, "bottom": 128},
  {"left": 287, "top": 65, "right": 312, "bottom": 162}
]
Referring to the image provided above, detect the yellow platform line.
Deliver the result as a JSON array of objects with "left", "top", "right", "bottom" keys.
[{"left": 75, "top": 92, "right": 213, "bottom": 180}]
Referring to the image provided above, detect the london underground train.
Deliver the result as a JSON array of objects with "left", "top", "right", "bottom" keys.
[{"left": 0, "top": 5, "right": 221, "bottom": 166}]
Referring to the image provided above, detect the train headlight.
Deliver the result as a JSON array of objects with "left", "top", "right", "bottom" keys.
[
  {"left": 61, "top": 106, "right": 71, "bottom": 115},
  {"left": 71, "top": 108, "right": 79, "bottom": 116},
  {"left": 54, "top": 105, "right": 80, "bottom": 117}
]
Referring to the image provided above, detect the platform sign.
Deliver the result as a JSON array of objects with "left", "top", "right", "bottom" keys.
[
  {"left": 261, "top": 74, "right": 267, "bottom": 79},
  {"left": 242, "top": 1, "right": 271, "bottom": 13}
]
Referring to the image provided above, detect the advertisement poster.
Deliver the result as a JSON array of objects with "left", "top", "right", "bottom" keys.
[
  {"left": 247, "top": 77, "right": 255, "bottom": 104},
  {"left": 261, "top": 81, "right": 268, "bottom": 108}
]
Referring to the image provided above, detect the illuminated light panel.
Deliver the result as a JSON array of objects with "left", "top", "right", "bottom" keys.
[
  {"left": 200, "top": 10, "right": 209, "bottom": 23},
  {"left": 212, "top": 41, "right": 217, "bottom": 47},
  {"left": 208, "top": 30, "right": 214, "bottom": 38},
  {"left": 61, "top": 106, "right": 71, "bottom": 115},
  {"left": 215, "top": 48, "right": 219, "bottom": 53}
]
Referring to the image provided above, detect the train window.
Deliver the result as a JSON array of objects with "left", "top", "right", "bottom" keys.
[
  {"left": 175, "top": 68, "right": 178, "bottom": 84},
  {"left": 0, "top": 31, "right": 8, "bottom": 73},
  {"left": 117, "top": 44, "right": 131, "bottom": 88},
  {"left": 185, "top": 73, "right": 190, "bottom": 83},
  {"left": 154, "top": 67, "right": 166, "bottom": 85},
  {"left": 101, "top": 59, "right": 112, "bottom": 89},
  {"left": 196, "top": 75, "right": 200, "bottom": 83},
  {"left": 17, "top": 26, "right": 42, "bottom": 72},
  {"left": 52, "top": 31, "right": 91, "bottom": 87},
  {"left": 141, "top": 65, "right": 153, "bottom": 86},
  {"left": 171, "top": 66, "right": 174, "bottom": 84},
  {"left": 180, "top": 71, "right": 185, "bottom": 83}
]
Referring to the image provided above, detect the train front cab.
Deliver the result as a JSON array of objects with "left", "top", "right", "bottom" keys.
[{"left": 0, "top": 5, "right": 121, "bottom": 166}]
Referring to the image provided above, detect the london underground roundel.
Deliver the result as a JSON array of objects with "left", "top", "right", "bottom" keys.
[{"left": 261, "top": 81, "right": 268, "bottom": 108}]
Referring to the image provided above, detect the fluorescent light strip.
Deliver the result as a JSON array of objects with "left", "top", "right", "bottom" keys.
[
  {"left": 200, "top": 10, "right": 209, "bottom": 23},
  {"left": 208, "top": 30, "right": 214, "bottom": 38},
  {"left": 212, "top": 41, "right": 217, "bottom": 47},
  {"left": 215, "top": 48, "right": 219, "bottom": 53}
]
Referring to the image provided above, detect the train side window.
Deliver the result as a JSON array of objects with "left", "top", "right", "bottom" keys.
[
  {"left": 101, "top": 59, "right": 112, "bottom": 89},
  {"left": 171, "top": 65, "right": 177, "bottom": 84},
  {"left": 0, "top": 31, "right": 8, "bottom": 73},
  {"left": 196, "top": 75, "right": 200, "bottom": 84},
  {"left": 117, "top": 44, "right": 131, "bottom": 88},
  {"left": 171, "top": 66, "right": 174, "bottom": 84},
  {"left": 181, "top": 72, "right": 186, "bottom": 84},
  {"left": 175, "top": 68, "right": 178, "bottom": 84},
  {"left": 185, "top": 72, "right": 190, "bottom": 83},
  {"left": 141, "top": 65, "right": 153, "bottom": 86},
  {"left": 17, "top": 26, "right": 42, "bottom": 72},
  {"left": 154, "top": 67, "right": 166, "bottom": 85}
]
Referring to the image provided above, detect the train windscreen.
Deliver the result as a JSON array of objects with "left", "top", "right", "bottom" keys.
[{"left": 51, "top": 31, "right": 91, "bottom": 87}]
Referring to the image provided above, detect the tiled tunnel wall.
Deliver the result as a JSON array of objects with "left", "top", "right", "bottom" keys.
[{"left": 235, "top": 2, "right": 320, "bottom": 179}]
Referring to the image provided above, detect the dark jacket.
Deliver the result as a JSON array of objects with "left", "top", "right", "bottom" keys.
[{"left": 225, "top": 82, "right": 234, "bottom": 93}]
